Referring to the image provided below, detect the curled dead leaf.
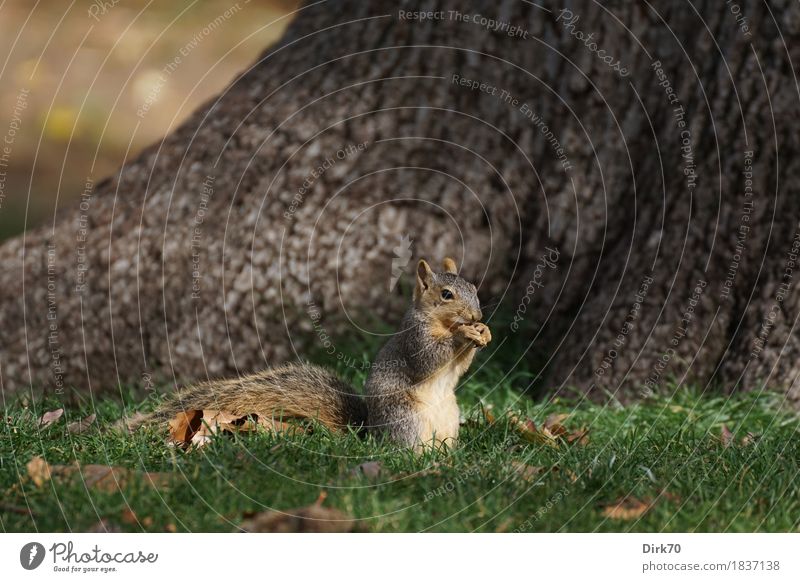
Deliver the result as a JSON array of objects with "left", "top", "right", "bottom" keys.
[
  {"left": 601, "top": 496, "right": 655, "bottom": 520},
  {"left": 720, "top": 424, "right": 734, "bottom": 447},
  {"left": 26, "top": 456, "right": 53, "bottom": 487},
  {"left": 719, "top": 425, "right": 758, "bottom": 447},
  {"left": 67, "top": 413, "right": 96, "bottom": 434},
  {"left": 510, "top": 461, "right": 545, "bottom": 482},
  {"left": 167, "top": 409, "right": 306, "bottom": 449},
  {"left": 25, "top": 456, "right": 169, "bottom": 492},
  {"left": 38, "top": 408, "right": 64, "bottom": 428}
]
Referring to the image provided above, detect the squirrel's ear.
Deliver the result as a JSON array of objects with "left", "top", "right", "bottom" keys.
[
  {"left": 415, "top": 259, "right": 434, "bottom": 298},
  {"left": 442, "top": 257, "right": 457, "bottom": 274}
]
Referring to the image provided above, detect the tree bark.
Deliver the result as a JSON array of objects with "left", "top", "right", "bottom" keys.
[{"left": 2, "top": 0, "right": 800, "bottom": 409}]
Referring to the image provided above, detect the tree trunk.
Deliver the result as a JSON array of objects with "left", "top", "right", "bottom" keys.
[{"left": 2, "top": 0, "right": 800, "bottom": 408}]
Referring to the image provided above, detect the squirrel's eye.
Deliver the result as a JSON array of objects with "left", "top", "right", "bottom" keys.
[{"left": 441, "top": 289, "right": 454, "bottom": 300}]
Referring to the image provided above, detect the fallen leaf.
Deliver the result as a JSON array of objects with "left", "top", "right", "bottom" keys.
[
  {"left": 720, "top": 424, "right": 734, "bottom": 447},
  {"left": 487, "top": 411, "right": 590, "bottom": 448},
  {"left": 510, "top": 461, "right": 545, "bottom": 482},
  {"left": 240, "top": 502, "right": 354, "bottom": 532},
  {"left": 167, "top": 409, "right": 305, "bottom": 449},
  {"left": 25, "top": 456, "right": 169, "bottom": 492},
  {"left": 67, "top": 413, "right": 96, "bottom": 434},
  {"left": 168, "top": 410, "right": 203, "bottom": 444},
  {"left": 165, "top": 523, "right": 177, "bottom": 533},
  {"left": 741, "top": 432, "right": 758, "bottom": 446},
  {"left": 544, "top": 413, "right": 570, "bottom": 437},
  {"left": 350, "top": 461, "right": 383, "bottom": 479},
  {"left": 601, "top": 496, "right": 655, "bottom": 520},
  {"left": 510, "top": 414, "right": 559, "bottom": 447},
  {"left": 566, "top": 427, "right": 590, "bottom": 445},
  {"left": 121, "top": 509, "right": 153, "bottom": 528},
  {"left": 551, "top": 465, "right": 579, "bottom": 483},
  {"left": 121, "top": 508, "right": 138, "bottom": 525},
  {"left": 38, "top": 408, "right": 64, "bottom": 428},
  {"left": 26, "top": 456, "right": 53, "bottom": 487}
]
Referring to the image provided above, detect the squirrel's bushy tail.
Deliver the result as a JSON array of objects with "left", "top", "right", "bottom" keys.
[{"left": 130, "top": 363, "right": 367, "bottom": 433}]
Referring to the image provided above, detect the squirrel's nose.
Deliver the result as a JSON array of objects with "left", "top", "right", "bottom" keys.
[{"left": 472, "top": 309, "right": 482, "bottom": 322}]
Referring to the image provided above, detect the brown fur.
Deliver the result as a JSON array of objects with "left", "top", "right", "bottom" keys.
[{"left": 137, "top": 363, "right": 366, "bottom": 432}]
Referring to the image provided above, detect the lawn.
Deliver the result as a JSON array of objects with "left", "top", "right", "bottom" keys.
[{"left": 2, "top": 348, "right": 799, "bottom": 532}]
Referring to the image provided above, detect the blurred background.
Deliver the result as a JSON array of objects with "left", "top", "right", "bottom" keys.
[{"left": 0, "top": 0, "right": 298, "bottom": 241}]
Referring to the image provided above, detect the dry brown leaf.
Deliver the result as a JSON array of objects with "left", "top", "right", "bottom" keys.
[
  {"left": 168, "top": 410, "right": 203, "bottom": 444},
  {"left": 39, "top": 408, "right": 64, "bottom": 428},
  {"left": 26, "top": 456, "right": 169, "bottom": 492},
  {"left": 67, "top": 413, "right": 96, "bottom": 434},
  {"left": 720, "top": 424, "right": 734, "bottom": 447},
  {"left": 566, "top": 427, "right": 590, "bottom": 445},
  {"left": 741, "top": 432, "right": 758, "bottom": 446},
  {"left": 544, "top": 413, "right": 571, "bottom": 437},
  {"left": 510, "top": 461, "right": 546, "bottom": 482},
  {"left": 121, "top": 508, "right": 138, "bottom": 525},
  {"left": 601, "top": 496, "right": 655, "bottom": 520},
  {"left": 240, "top": 503, "right": 355, "bottom": 532},
  {"left": 350, "top": 461, "right": 383, "bottom": 479},
  {"left": 510, "top": 414, "right": 559, "bottom": 447},
  {"left": 120, "top": 508, "right": 153, "bottom": 527},
  {"left": 168, "top": 409, "right": 306, "bottom": 449},
  {"left": 26, "top": 456, "right": 53, "bottom": 487},
  {"left": 550, "top": 465, "right": 579, "bottom": 483}
]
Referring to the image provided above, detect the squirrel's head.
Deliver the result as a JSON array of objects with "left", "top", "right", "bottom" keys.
[{"left": 413, "top": 258, "right": 482, "bottom": 326}]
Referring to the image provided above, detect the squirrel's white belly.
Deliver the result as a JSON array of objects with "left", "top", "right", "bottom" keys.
[{"left": 414, "top": 365, "right": 461, "bottom": 448}]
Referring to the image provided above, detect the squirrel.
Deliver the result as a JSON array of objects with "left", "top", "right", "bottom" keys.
[{"left": 135, "top": 257, "right": 491, "bottom": 451}]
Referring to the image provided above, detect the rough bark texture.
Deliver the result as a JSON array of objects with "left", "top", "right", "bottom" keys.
[{"left": 2, "top": 0, "right": 800, "bottom": 409}]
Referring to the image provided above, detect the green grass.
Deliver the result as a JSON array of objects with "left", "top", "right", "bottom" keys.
[{"left": 2, "top": 349, "right": 799, "bottom": 532}]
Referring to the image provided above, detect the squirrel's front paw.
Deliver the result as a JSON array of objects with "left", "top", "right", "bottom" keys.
[{"left": 458, "top": 322, "right": 491, "bottom": 348}]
